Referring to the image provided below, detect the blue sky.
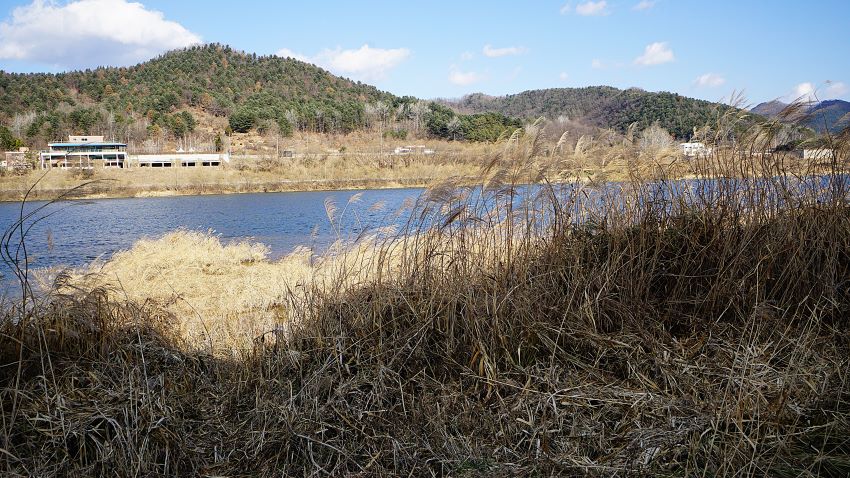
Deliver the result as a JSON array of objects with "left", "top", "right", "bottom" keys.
[{"left": 0, "top": 0, "right": 848, "bottom": 105}]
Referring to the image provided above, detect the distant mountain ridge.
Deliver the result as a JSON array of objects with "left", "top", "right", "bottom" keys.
[
  {"left": 1, "top": 43, "right": 836, "bottom": 147},
  {"left": 444, "top": 87, "right": 732, "bottom": 139},
  {"left": 0, "top": 44, "right": 398, "bottom": 142},
  {"left": 750, "top": 99, "right": 850, "bottom": 133}
]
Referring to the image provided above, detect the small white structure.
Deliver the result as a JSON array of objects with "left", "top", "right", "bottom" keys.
[
  {"left": 40, "top": 136, "right": 128, "bottom": 169},
  {"left": 2, "top": 147, "right": 30, "bottom": 171},
  {"left": 392, "top": 145, "right": 436, "bottom": 156},
  {"left": 135, "top": 153, "right": 230, "bottom": 168},
  {"left": 803, "top": 149, "right": 834, "bottom": 161},
  {"left": 680, "top": 142, "right": 711, "bottom": 157}
]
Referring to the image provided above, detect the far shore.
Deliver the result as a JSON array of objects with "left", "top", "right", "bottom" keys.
[{"left": 0, "top": 176, "right": 440, "bottom": 203}]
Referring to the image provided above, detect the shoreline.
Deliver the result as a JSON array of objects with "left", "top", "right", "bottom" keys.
[{"left": 0, "top": 177, "right": 437, "bottom": 203}]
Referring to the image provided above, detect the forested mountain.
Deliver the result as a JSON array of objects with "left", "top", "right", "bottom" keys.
[
  {"left": 750, "top": 99, "right": 850, "bottom": 134},
  {"left": 0, "top": 44, "right": 524, "bottom": 148},
  {"left": 0, "top": 44, "right": 766, "bottom": 149},
  {"left": 0, "top": 44, "right": 398, "bottom": 144},
  {"left": 750, "top": 100, "right": 787, "bottom": 118},
  {"left": 446, "top": 87, "right": 732, "bottom": 139}
]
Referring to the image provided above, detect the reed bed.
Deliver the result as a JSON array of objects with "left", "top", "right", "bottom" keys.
[{"left": 1, "top": 113, "right": 849, "bottom": 476}]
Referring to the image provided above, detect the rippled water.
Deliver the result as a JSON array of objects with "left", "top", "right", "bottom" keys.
[{"left": 0, "top": 188, "right": 424, "bottom": 294}]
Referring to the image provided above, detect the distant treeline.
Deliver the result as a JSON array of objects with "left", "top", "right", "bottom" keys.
[{"left": 448, "top": 86, "right": 734, "bottom": 139}]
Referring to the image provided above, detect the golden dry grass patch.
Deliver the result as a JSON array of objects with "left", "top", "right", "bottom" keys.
[{"left": 62, "top": 231, "right": 316, "bottom": 350}]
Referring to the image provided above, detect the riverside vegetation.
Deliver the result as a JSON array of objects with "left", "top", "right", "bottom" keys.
[{"left": 1, "top": 109, "right": 849, "bottom": 475}]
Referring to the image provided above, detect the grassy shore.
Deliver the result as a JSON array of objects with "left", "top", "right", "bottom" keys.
[
  {"left": 0, "top": 138, "right": 496, "bottom": 202},
  {"left": 1, "top": 117, "right": 849, "bottom": 475},
  {"left": 0, "top": 159, "right": 463, "bottom": 202}
]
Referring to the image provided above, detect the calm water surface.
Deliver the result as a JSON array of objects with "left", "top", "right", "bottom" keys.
[{"left": 0, "top": 188, "right": 424, "bottom": 293}]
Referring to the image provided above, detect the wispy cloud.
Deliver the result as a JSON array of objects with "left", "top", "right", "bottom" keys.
[
  {"left": 785, "top": 81, "right": 848, "bottom": 102},
  {"left": 576, "top": 1, "right": 609, "bottom": 16},
  {"left": 460, "top": 51, "right": 474, "bottom": 61},
  {"left": 482, "top": 44, "right": 527, "bottom": 58},
  {"left": 0, "top": 0, "right": 200, "bottom": 69},
  {"left": 632, "top": 0, "right": 656, "bottom": 11},
  {"left": 276, "top": 48, "right": 310, "bottom": 63},
  {"left": 448, "top": 66, "right": 483, "bottom": 86},
  {"left": 591, "top": 58, "right": 605, "bottom": 69},
  {"left": 634, "top": 42, "right": 674, "bottom": 66},
  {"left": 694, "top": 73, "right": 726, "bottom": 88},
  {"left": 559, "top": 71, "right": 569, "bottom": 81},
  {"left": 560, "top": 1, "right": 609, "bottom": 15},
  {"left": 277, "top": 44, "right": 410, "bottom": 80}
]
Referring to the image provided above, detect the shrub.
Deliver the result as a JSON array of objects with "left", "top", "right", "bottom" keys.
[{"left": 229, "top": 109, "right": 256, "bottom": 133}]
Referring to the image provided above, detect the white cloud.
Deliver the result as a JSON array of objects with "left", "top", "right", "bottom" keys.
[
  {"left": 590, "top": 58, "right": 624, "bottom": 70},
  {"left": 482, "top": 44, "right": 526, "bottom": 58},
  {"left": 560, "top": 3, "right": 572, "bottom": 14},
  {"left": 694, "top": 73, "right": 726, "bottom": 88},
  {"left": 632, "top": 0, "right": 656, "bottom": 11},
  {"left": 576, "top": 1, "right": 609, "bottom": 16},
  {"left": 276, "top": 44, "right": 410, "bottom": 80},
  {"left": 448, "top": 66, "right": 483, "bottom": 86},
  {"left": 792, "top": 82, "right": 817, "bottom": 102},
  {"left": 0, "top": 0, "right": 201, "bottom": 69},
  {"left": 826, "top": 81, "right": 848, "bottom": 98},
  {"left": 559, "top": 71, "right": 569, "bottom": 81},
  {"left": 460, "top": 51, "right": 474, "bottom": 61},
  {"left": 276, "top": 48, "right": 309, "bottom": 63},
  {"left": 634, "top": 42, "right": 674, "bottom": 66}
]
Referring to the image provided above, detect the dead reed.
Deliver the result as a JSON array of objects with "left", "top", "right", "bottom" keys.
[{"left": 1, "top": 111, "right": 849, "bottom": 476}]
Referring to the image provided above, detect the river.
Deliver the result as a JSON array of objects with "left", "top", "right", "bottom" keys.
[{"left": 0, "top": 188, "right": 424, "bottom": 294}]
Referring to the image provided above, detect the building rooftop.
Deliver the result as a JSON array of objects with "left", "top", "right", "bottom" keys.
[{"left": 48, "top": 142, "right": 127, "bottom": 147}]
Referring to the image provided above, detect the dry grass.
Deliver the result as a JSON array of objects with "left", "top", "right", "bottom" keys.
[
  {"left": 43, "top": 231, "right": 314, "bottom": 351},
  {"left": 1, "top": 111, "right": 850, "bottom": 476}
]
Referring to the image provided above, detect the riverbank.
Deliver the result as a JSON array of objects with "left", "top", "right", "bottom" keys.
[
  {"left": 0, "top": 175, "right": 435, "bottom": 202},
  {"left": 4, "top": 157, "right": 849, "bottom": 475},
  {"left": 3, "top": 124, "right": 848, "bottom": 475},
  {"left": 0, "top": 148, "right": 492, "bottom": 201}
]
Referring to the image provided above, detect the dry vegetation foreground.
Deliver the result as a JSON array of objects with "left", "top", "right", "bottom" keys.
[{"left": 1, "top": 122, "right": 850, "bottom": 476}]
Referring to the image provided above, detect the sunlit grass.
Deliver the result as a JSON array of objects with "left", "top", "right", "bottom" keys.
[{"left": 1, "top": 108, "right": 849, "bottom": 475}]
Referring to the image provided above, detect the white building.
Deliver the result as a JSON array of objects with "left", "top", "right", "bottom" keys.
[
  {"left": 680, "top": 142, "right": 711, "bottom": 157},
  {"left": 803, "top": 149, "right": 834, "bottom": 161},
  {"left": 135, "top": 153, "right": 229, "bottom": 168},
  {"left": 40, "top": 135, "right": 128, "bottom": 169}
]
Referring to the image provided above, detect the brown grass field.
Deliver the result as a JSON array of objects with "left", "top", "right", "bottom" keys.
[{"left": 1, "top": 111, "right": 850, "bottom": 475}]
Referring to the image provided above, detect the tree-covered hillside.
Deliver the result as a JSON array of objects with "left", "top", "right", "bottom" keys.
[
  {"left": 0, "top": 44, "right": 524, "bottom": 149},
  {"left": 0, "top": 44, "right": 397, "bottom": 144},
  {"left": 447, "top": 86, "right": 731, "bottom": 139}
]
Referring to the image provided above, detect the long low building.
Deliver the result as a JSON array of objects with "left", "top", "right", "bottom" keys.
[
  {"left": 39, "top": 136, "right": 229, "bottom": 169},
  {"left": 136, "top": 153, "right": 229, "bottom": 168}
]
